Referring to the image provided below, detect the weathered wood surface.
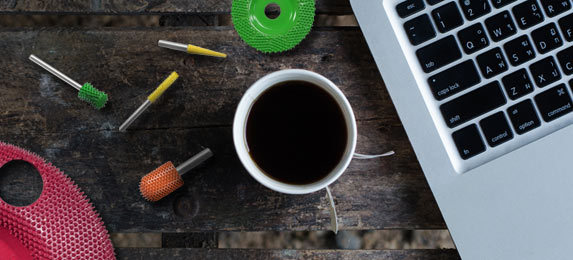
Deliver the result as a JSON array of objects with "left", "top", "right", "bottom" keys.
[
  {"left": 162, "top": 232, "right": 218, "bottom": 248},
  {"left": 0, "top": 27, "right": 444, "bottom": 232},
  {"left": 0, "top": 0, "right": 352, "bottom": 14},
  {"left": 115, "top": 249, "right": 461, "bottom": 259},
  {"left": 0, "top": 159, "right": 43, "bottom": 206}
]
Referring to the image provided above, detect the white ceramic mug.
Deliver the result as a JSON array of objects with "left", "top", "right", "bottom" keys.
[{"left": 233, "top": 69, "right": 357, "bottom": 194}]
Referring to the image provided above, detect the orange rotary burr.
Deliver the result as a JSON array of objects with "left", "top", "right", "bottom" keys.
[{"left": 140, "top": 148, "right": 213, "bottom": 201}]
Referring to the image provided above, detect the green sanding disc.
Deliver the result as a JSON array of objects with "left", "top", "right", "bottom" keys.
[{"left": 232, "top": 0, "right": 315, "bottom": 53}]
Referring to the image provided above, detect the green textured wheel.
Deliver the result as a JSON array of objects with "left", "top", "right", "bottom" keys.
[
  {"left": 232, "top": 0, "right": 315, "bottom": 53},
  {"left": 78, "top": 83, "right": 108, "bottom": 110}
]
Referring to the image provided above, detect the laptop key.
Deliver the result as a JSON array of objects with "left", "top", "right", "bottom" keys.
[
  {"left": 558, "top": 13, "right": 573, "bottom": 41},
  {"left": 534, "top": 84, "right": 573, "bottom": 122},
  {"left": 557, "top": 46, "right": 573, "bottom": 75},
  {"left": 530, "top": 56, "right": 561, "bottom": 87},
  {"left": 508, "top": 99, "right": 541, "bottom": 134},
  {"left": 432, "top": 2, "right": 464, "bottom": 33},
  {"left": 476, "top": 47, "right": 508, "bottom": 78},
  {"left": 452, "top": 124, "right": 486, "bottom": 159},
  {"left": 416, "top": 35, "right": 462, "bottom": 73},
  {"left": 539, "top": 0, "right": 571, "bottom": 17},
  {"left": 512, "top": 0, "right": 544, "bottom": 30},
  {"left": 427, "top": 0, "right": 444, "bottom": 5},
  {"left": 485, "top": 11, "right": 517, "bottom": 41},
  {"left": 459, "top": 0, "right": 491, "bottom": 20},
  {"left": 503, "top": 35, "right": 535, "bottom": 66},
  {"left": 397, "top": 0, "right": 426, "bottom": 18},
  {"left": 428, "top": 60, "right": 481, "bottom": 100},
  {"left": 502, "top": 69, "right": 534, "bottom": 100},
  {"left": 531, "top": 23, "right": 563, "bottom": 54},
  {"left": 458, "top": 23, "right": 490, "bottom": 54},
  {"left": 491, "top": 0, "right": 516, "bottom": 8},
  {"left": 404, "top": 14, "right": 437, "bottom": 45},
  {"left": 479, "top": 112, "right": 513, "bottom": 147},
  {"left": 440, "top": 81, "right": 506, "bottom": 128}
]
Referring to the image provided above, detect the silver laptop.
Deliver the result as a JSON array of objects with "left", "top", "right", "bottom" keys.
[{"left": 351, "top": 0, "right": 573, "bottom": 258}]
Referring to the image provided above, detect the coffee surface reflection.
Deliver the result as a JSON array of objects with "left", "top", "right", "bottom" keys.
[{"left": 246, "top": 81, "right": 348, "bottom": 185}]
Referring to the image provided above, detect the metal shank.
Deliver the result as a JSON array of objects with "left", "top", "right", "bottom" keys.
[
  {"left": 29, "top": 54, "right": 82, "bottom": 90},
  {"left": 119, "top": 100, "right": 151, "bottom": 132},
  {"left": 158, "top": 40, "right": 188, "bottom": 53},
  {"left": 176, "top": 148, "right": 213, "bottom": 175}
]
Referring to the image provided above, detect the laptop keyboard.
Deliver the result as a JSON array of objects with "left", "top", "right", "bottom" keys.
[{"left": 393, "top": 0, "right": 573, "bottom": 171}]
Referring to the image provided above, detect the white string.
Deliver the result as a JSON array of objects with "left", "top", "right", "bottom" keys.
[
  {"left": 325, "top": 150, "right": 394, "bottom": 234},
  {"left": 353, "top": 150, "right": 395, "bottom": 159},
  {"left": 325, "top": 186, "right": 338, "bottom": 234}
]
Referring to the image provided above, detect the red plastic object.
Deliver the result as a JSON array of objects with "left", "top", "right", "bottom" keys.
[{"left": 0, "top": 142, "right": 115, "bottom": 260}]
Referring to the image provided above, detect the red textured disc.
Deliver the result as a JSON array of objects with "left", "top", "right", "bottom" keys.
[
  {"left": 0, "top": 226, "right": 33, "bottom": 260},
  {"left": 0, "top": 142, "right": 115, "bottom": 260}
]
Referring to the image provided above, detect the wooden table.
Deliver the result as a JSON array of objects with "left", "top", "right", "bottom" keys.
[{"left": 0, "top": 1, "right": 461, "bottom": 259}]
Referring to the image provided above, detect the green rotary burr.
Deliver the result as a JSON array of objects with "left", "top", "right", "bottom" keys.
[{"left": 29, "top": 54, "right": 108, "bottom": 109}]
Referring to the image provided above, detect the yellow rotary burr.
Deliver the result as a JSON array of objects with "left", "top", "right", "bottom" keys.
[
  {"left": 119, "top": 71, "right": 179, "bottom": 132},
  {"left": 158, "top": 40, "right": 227, "bottom": 58}
]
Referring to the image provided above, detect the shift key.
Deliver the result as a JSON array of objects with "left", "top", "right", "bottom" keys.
[
  {"left": 440, "top": 81, "right": 506, "bottom": 128},
  {"left": 416, "top": 35, "right": 462, "bottom": 73}
]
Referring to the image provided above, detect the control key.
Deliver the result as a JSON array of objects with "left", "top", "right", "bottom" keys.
[{"left": 479, "top": 112, "right": 513, "bottom": 147}]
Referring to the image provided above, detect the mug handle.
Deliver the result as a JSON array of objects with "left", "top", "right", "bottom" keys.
[
  {"left": 325, "top": 186, "right": 338, "bottom": 234},
  {"left": 325, "top": 150, "right": 395, "bottom": 234},
  {"left": 353, "top": 151, "right": 395, "bottom": 159}
]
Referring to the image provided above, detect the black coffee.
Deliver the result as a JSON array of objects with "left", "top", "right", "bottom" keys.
[{"left": 246, "top": 81, "right": 348, "bottom": 185}]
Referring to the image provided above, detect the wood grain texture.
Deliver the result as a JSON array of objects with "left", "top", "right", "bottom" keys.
[
  {"left": 0, "top": 160, "right": 43, "bottom": 206},
  {"left": 115, "top": 249, "right": 461, "bottom": 259},
  {"left": 162, "top": 232, "right": 218, "bottom": 248},
  {"left": 0, "top": 0, "right": 352, "bottom": 14},
  {"left": 0, "top": 27, "right": 445, "bottom": 232}
]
